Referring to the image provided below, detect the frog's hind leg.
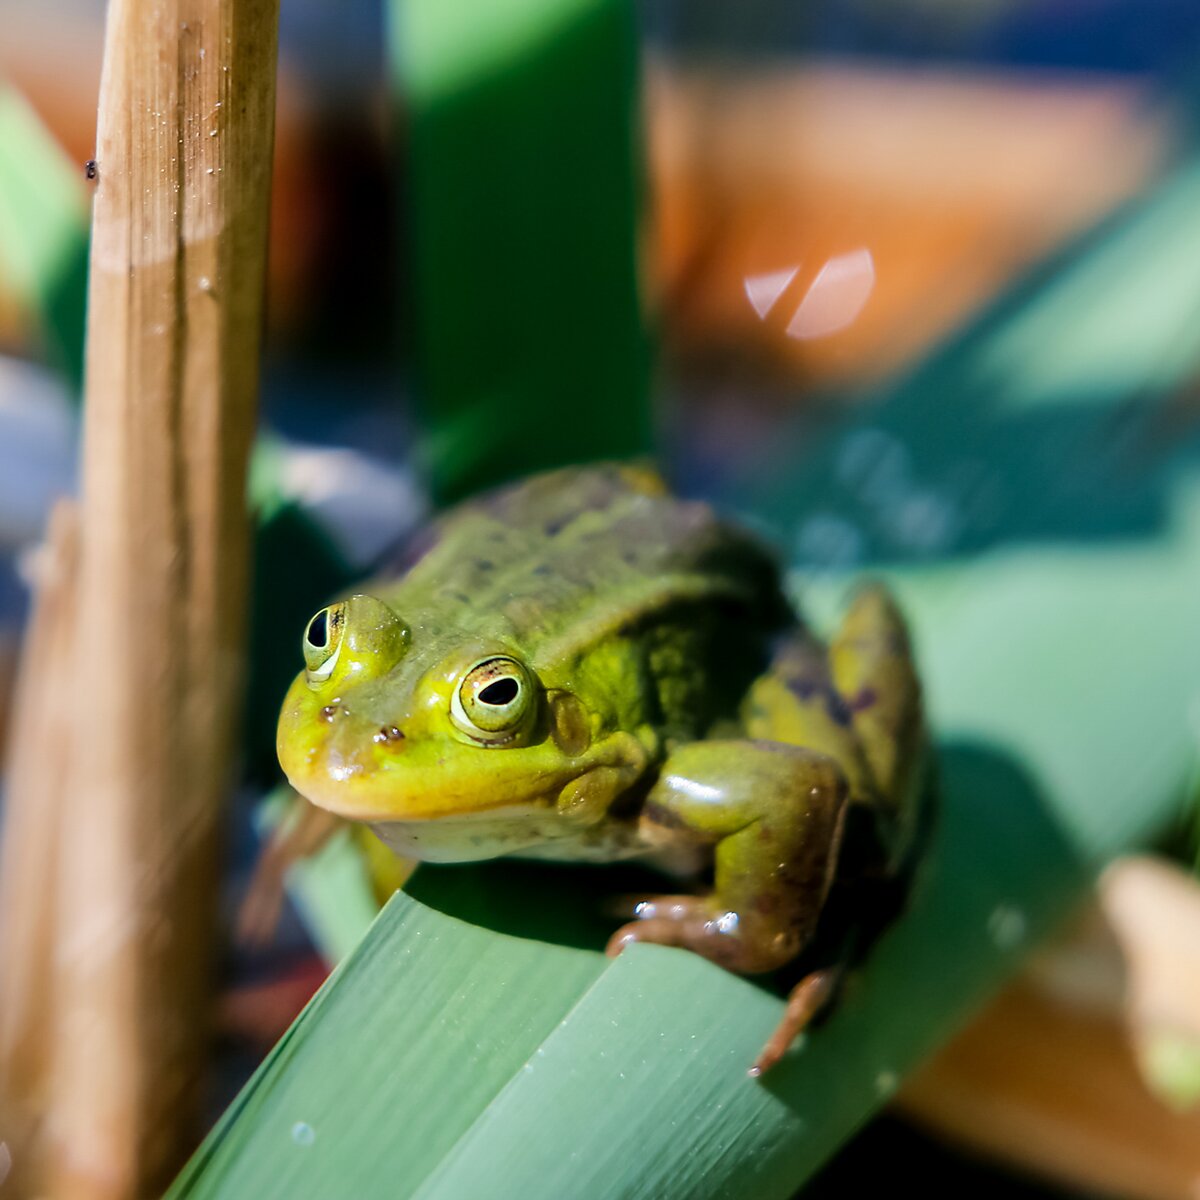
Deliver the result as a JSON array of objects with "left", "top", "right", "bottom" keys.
[
  {"left": 829, "top": 583, "right": 927, "bottom": 871},
  {"left": 724, "top": 589, "right": 928, "bottom": 1071},
  {"left": 742, "top": 620, "right": 886, "bottom": 880},
  {"left": 606, "top": 740, "right": 849, "bottom": 1074}
]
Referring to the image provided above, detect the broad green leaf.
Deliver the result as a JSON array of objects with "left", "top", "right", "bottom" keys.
[
  {"left": 169, "top": 898, "right": 605, "bottom": 1197},
  {"left": 392, "top": 0, "right": 650, "bottom": 502}
]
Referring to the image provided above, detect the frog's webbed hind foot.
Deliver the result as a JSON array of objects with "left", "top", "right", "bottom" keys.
[
  {"left": 750, "top": 967, "right": 841, "bottom": 1077},
  {"left": 237, "top": 799, "right": 343, "bottom": 946},
  {"left": 605, "top": 894, "right": 788, "bottom": 974},
  {"left": 607, "top": 895, "right": 844, "bottom": 1076}
]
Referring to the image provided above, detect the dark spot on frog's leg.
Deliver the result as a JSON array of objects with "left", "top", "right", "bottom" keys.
[
  {"left": 825, "top": 689, "right": 853, "bottom": 727},
  {"left": 848, "top": 687, "right": 877, "bottom": 712},
  {"left": 782, "top": 671, "right": 853, "bottom": 728}
]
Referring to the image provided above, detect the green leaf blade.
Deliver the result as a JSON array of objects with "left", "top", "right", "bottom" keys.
[
  {"left": 393, "top": 0, "right": 650, "bottom": 502},
  {"left": 410, "top": 745, "right": 1087, "bottom": 1200},
  {"left": 169, "top": 897, "right": 605, "bottom": 1198}
]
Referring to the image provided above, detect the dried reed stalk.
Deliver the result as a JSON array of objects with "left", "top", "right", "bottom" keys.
[
  {"left": 0, "top": 1, "right": 279, "bottom": 1194},
  {"left": 0, "top": 502, "right": 80, "bottom": 1186}
]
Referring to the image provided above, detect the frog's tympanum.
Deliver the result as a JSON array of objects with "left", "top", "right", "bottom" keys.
[{"left": 277, "top": 464, "right": 928, "bottom": 1074}]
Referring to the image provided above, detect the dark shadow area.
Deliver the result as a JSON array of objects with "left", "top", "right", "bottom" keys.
[
  {"left": 406, "top": 855, "right": 665, "bottom": 955},
  {"left": 806, "top": 1114, "right": 1074, "bottom": 1200}
]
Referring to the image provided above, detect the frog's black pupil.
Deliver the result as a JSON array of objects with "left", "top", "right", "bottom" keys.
[
  {"left": 479, "top": 677, "right": 519, "bottom": 706},
  {"left": 307, "top": 609, "right": 328, "bottom": 649}
]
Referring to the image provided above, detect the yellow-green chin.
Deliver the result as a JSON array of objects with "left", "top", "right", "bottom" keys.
[{"left": 277, "top": 733, "right": 579, "bottom": 823}]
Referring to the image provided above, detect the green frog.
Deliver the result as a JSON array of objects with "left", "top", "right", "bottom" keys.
[{"left": 276, "top": 463, "right": 928, "bottom": 1073}]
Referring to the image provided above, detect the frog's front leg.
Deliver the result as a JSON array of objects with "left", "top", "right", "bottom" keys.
[{"left": 607, "top": 740, "right": 848, "bottom": 977}]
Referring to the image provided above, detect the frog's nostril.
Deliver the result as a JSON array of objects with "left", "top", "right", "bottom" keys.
[{"left": 373, "top": 725, "right": 405, "bottom": 745}]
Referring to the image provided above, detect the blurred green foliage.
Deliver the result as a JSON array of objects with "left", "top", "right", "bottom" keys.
[
  {"left": 0, "top": 85, "right": 88, "bottom": 388},
  {"left": 393, "top": 0, "right": 651, "bottom": 503}
]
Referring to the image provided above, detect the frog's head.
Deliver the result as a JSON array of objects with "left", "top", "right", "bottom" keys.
[{"left": 277, "top": 595, "right": 651, "bottom": 857}]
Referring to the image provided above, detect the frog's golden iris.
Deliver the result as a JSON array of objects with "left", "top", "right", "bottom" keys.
[
  {"left": 450, "top": 656, "right": 535, "bottom": 742},
  {"left": 277, "top": 463, "right": 928, "bottom": 1075}
]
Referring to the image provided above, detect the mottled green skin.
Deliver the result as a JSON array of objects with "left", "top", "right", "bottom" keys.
[{"left": 277, "top": 464, "right": 926, "bottom": 1057}]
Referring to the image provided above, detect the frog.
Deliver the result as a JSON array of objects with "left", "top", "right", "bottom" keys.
[{"left": 276, "top": 462, "right": 928, "bottom": 1074}]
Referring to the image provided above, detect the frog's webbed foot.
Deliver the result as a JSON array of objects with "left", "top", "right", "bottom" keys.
[
  {"left": 608, "top": 740, "right": 848, "bottom": 1068},
  {"left": 237, "top": 798, "right": 343, "bottom": 946},
  {"left": 606, "top": 894, "right": 787, "bottom": 974},
  {"left": 751, "top": 967, "right": 840, "bottom": 1077}
]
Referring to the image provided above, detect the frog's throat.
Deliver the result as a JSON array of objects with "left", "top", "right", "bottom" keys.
[{"left": 368, "top": 806, "right": 651, "bottom": 864}]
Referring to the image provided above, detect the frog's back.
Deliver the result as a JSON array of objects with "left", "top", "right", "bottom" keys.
[{"left": 372, "top": 463, "right": 789, "bottom": 672}]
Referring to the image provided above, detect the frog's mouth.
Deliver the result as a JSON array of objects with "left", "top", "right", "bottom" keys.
[{"left": 280, "top": 722, "right": 581, "bottom": 823}]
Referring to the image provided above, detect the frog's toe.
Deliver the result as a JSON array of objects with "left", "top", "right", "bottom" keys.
[
  {"left": 606, "top": 896, "right": 792, "bottom": 974},
  {"left": 630, "top": 893, "right": 705, "bottom": 921},
  {"left": 606, "top": 894, "right": 719, "bottom": 959},
  {"left": 606, "top": 913, "right": 722, "bottom": 962},
  {"left": 750, "top": 966, "right": 840, "bottom": 1077},
  {"left": 600, "top": 891, "right": 696, "bottom": 920}
]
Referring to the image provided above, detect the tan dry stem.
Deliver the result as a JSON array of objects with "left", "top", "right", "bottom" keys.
[
  {"left": 0, "top": 1, "right": 279, "bottom": 1195},
  {"left": 0, "top": 501, "right": 81, "bottom": 1186}
]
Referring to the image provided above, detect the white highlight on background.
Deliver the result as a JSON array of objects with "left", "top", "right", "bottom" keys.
[
  {"left": 787, "top": 248, "right": 876, "bottom": 340},
  {"left": 742, "top": 265, "right": 799, "bottom": 319}
]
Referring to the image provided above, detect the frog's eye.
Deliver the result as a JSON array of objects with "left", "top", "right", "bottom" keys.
[
  {"left": 303, "top": 603, "right": 345, "bottom": 685},
  {"left": 450, "top": 656, "right": 534, "bottom": 742}
]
